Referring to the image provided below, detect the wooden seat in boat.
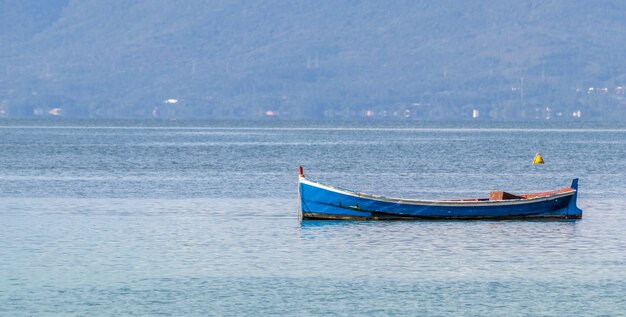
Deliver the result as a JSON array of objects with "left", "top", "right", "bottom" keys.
[{"left": 489, "top": 191, "right": 522, "bottom": 201}]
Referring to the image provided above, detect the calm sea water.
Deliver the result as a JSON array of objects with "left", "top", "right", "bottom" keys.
[{"left": 1, "top": 120, "right": 625, "bottom": 316}]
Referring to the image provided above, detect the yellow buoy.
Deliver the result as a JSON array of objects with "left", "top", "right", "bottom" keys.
[{"left": 533, "top": 153, "right": 544, "bottom": 164}]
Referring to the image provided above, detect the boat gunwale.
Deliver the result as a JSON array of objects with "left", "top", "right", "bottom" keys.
[{"left": 299, "top": 177, "right": 576, "bottom": 207}]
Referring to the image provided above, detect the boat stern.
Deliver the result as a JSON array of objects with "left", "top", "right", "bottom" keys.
[
  {"left": 298, "top": 166, "right": 304, "bottom": 221},
  {"left": 298, "top": 166, "right": 374, "bottom": 220}
]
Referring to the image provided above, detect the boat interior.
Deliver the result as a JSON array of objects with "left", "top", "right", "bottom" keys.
[{"left": 455, "top": 187, "right": 575, "bottom": 202}]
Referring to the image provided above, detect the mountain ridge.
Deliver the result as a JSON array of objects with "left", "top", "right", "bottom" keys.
[{"left": 1, "top": 0, "right": 625, "bottom": 120}]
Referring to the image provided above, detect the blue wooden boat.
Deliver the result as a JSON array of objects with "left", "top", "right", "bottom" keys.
[{"left": 297, "top": 166, "right": 582, "bottom": 220}]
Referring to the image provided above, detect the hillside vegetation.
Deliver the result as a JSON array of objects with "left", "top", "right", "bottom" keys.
[{"left": 1, "top": 0, "right": 626, "bottom": 120}]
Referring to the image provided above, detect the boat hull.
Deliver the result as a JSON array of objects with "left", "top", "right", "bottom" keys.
[{"left": 298, "top": 178, "right": 582, "bottom": 220}]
